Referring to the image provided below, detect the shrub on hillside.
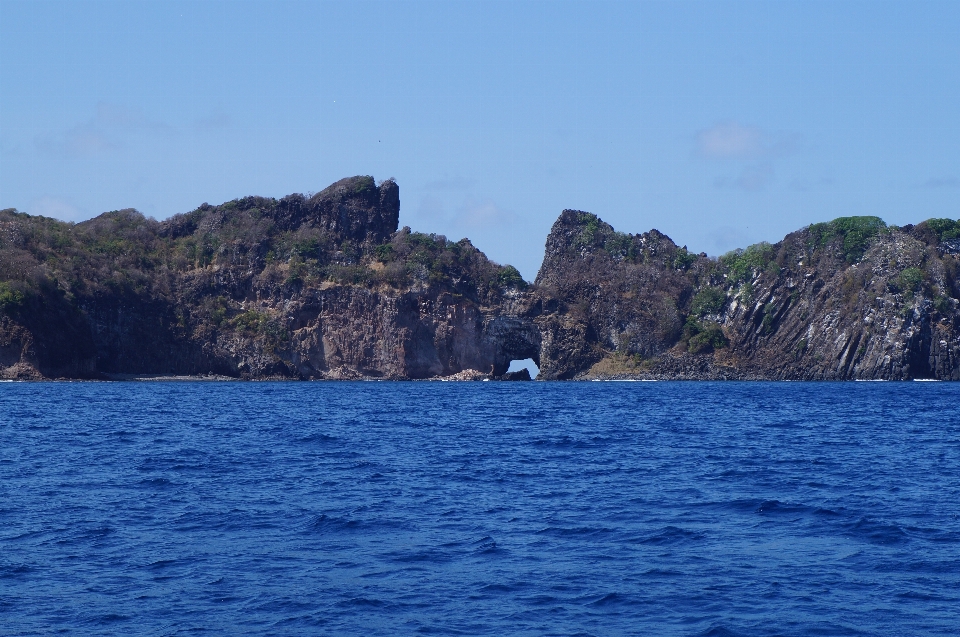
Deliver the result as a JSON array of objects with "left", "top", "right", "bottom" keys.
[
  {"left": 720, "top": 242, "right": 776, "bottom": 283},
  {"left": 807, "top": 216, "right": 887, "bottom": 263},
  {"left": 691, "top": 287, "right": 726, "bottom": 316},
  {"left": 681, "top": 316, "right": 728, "bottom": 354}
]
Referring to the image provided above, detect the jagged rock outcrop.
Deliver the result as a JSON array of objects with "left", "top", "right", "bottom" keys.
[
  {"left": 160, "top": 176, "right": 400, "bottom": 246},
  {"left": 0, "top": 176, "right": 537, "bottom": 380},
  {"left": 2, "top": 176, "right": 958, "bottom": 380},
  {"left": 531, "top": 210, "right": 711, "bottom": 378},
  {"left": 529, "top": 211, "right": 960, "bottom": 380},
  {"left": 712, "top": 223, "right": 960, "bottom": 379}
]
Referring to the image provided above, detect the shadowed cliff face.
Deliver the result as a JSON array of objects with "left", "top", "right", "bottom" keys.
[
  {"left": 530, "top": 211, "right": 960, "bottom": 380},
  {"left": 530, "top": 210, "right": 712, "bottom": 379},
  {"left": 1, "top": 177, "right": 958, "bottom": 380},
  {"left": 0, "top": 176, "right": 537, "bottom": 379}
]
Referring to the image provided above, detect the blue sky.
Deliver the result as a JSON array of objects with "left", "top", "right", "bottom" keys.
[{"left": 2, "top": 0, "right": 958, "bottom": 279}]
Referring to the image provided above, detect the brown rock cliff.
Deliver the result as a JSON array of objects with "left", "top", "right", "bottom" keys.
[{"left": 2, "top": 178, "right": 958, "bottom": 380}]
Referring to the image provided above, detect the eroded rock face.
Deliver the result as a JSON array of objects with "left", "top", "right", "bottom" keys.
[
  {"left": 529, "top": 212, "right": 960, "bottom": 380},
  {"left": 1, "top": 179, "right": 957, "bottom": 380},
  {"left": 531, "top": 210, "right": 712, "bottom": 379},
  {"left": 0, "top": 177, "right": 537, "bottom": 380},
  {"left": 713, "top": 227, "right": 960, "bottom": 380}
]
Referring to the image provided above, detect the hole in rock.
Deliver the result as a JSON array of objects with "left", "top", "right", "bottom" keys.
[{"left": 506, "top": 358, "right": 539, "bottom": 379}]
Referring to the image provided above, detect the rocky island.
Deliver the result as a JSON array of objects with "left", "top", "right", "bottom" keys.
[{"left": 2, "top": 176, "right": 958, "bottom": 380}]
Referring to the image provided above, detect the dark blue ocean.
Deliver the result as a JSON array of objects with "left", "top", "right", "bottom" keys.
[{"left": 1, "top": 381, "right": 959, "bottom": 636}]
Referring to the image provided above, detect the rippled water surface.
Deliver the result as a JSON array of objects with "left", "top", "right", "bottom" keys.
[{"left": 2, "top": 381, "right": 959, "bottom": 636}]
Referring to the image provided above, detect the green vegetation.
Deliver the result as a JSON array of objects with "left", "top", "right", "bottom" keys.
[
  {"left": 285, "top": 254, "right": 306, "bottom": 285},
  {"left": 720, "top": 242, "right": 776, "bottom": 284},
  {"left": 291, "top": 237, "right": 323, "bottom": 259},
  {"left": 807, "top": 216, "right": 887, "bottom": 263},
  {"left": 690, "top": 287, "right": 726, "bottom": 316},
  {"left": 576, "top": 213, "right": 601, "bottom": 246},
  {"left": 603, "top": 231, "right": 636, "bottom": 261},
  {"left": 761, "top": 302, "right": 777, "bottom": 334},
  {"left": 739, "top": 280, "right": 755, "bottom": 305},
  {"left": 355, "top": 231, "right": 526, "bottom": 296},
  {"left": 934, "top": 295, "right": 953, "bottom": 314},
  {"left": 572, "top": 213, "right": 637, "bottom": 261},
  {"left": 923, "top": 218, "right": 960, "bottom": 242},
  {"left": 681, "top": 316, "right": 728, "bottom": 354},
  {"left": 199, "top": 296, "right": 230, "bottom": 327},
  {"left": 0, "top": 281, "right": 26, "bottom": 311},
  {"left": 325, "top": 264, "right": 372, "bottom": 285},
  {"left": 374, "top": 244, "right": 394, "bottom": 262},
  {"left": 895, "top": 267, "right": 925, "bottom": 295},
  {"left": 352, "top": 175, "right": 376, "bottom": 194},
  {"left": 233, "top": 310, "right": 267, "bottom": 332},
  {"left": 233, "top": 310, "right": 289, "bottom": 341},
  {"left": 672, "top": 247, "right": 697, "bottom": 270},
  {"left": 496, "top": 265, "right": 526, "bottom": 289}
]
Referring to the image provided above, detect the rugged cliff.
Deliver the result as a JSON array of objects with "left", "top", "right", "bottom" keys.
[
  {"left": 0, "top": 176, "right": 537, "bottom": 380},
  {"left": 2, "top": 176, "right": 958, "bottom": 380},
  {"left": 530, "top": 211, "right": 960, "bottom": 380}
]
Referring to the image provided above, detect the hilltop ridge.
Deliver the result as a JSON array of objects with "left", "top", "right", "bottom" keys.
[{"left": 2, "top": 176, "right": 958, "bottom": 380}]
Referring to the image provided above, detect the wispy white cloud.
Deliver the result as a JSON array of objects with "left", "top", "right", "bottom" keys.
[
  {"left": 696, "top": 120, "right": 796, "bottom": 160},
  {"left": 696, "top": 121, "right": 799, "bottom": 192},
  {"left": 697, "top": 121, "right": 765, "bottom": 159},
  {"left": 35, "top": 102, "right": 172, "bottom": 158},
  {"left": 414, "top": 195, "right": 518, "bottom": 233},
  {"left": 0, "top": 137, "right": 26, "bottom": 158},
  {"left": 93, "top": 103, "right": 169, "bottom": 132}
]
